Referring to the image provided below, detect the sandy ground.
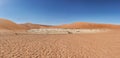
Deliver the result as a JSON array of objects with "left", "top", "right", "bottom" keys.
[{"left": 0, "top": 30, "right": 120, "bottom": 58}]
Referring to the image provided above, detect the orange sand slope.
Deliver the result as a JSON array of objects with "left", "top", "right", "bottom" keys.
[
  {"left": 55, "top": 22, "right": 120, "bottom": 29},
  {"left": 0, "top": 30, "right": 120, "bottom": 58},
  {"left": 0, "top": 18, "right": 26, "bottom": 30},
  {"left": 0, "top": 18, "right": 120, "bottom": 31}
]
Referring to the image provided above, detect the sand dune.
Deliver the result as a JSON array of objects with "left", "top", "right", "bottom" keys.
[
  {"left": 1, "top": 18, "right": 120, "bottom": 58},
  {"left": 21, "top": 22, "right": 120, "bottom": 29},
  {"left": 0, "top": 18, "right": 26, "bottom": 30},
  {"left": 55, "top": 22, "right": 120, "bottom": 29},
  {"left": 20, "top": 23, "right": 52, "bottom": 29},
  {"left": 0, "top": 18, "right": 120, "bottom": 31}
]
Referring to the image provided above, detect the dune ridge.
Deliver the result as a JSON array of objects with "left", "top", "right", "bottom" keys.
[
  {"left": 0, "top": 18, "right": 120, "bottom": 31},
  {"left": 55, "top": 22, "right": 120, "bottom": 29}
]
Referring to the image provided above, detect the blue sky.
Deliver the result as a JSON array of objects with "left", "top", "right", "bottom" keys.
[{"left": 0, "top": 0, "right": 120, "bottom": 25}]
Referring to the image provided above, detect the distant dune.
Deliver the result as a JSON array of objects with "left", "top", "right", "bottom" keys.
[
  {"left": 20, "top": 23, "right": 52, "bottom": 29},
  {"left": 0, "top": 18, "right": 120, "bottom": 30},
  {"left": 55, "top": 22, "right": 120, "bottom": 29}
]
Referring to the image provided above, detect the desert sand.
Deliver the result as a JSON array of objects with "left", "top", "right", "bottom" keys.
[
  {"left": 55, "top": 22, "right": 120, "bottom": 29},
  {"left": 0, "top": 30, "right": 120, "bottom": 58},
  {"left": 1, "top": 18, "right": 120, "bottom": 58}
]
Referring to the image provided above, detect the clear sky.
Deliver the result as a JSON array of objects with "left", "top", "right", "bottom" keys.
[{"left": 0, "top": 0, "right": 120, "bottom": 25}]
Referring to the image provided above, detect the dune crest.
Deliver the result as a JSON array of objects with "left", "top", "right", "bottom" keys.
[
  {"left": 55, "top": 22, "right": 120, "bottom": 29},
  {"left": 0, "top": 18, "right": 120, "bottom": 31}
]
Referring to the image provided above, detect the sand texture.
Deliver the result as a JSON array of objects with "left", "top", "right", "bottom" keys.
[{"left": 0, "top": 30, "right": 120, "bottom": 58}]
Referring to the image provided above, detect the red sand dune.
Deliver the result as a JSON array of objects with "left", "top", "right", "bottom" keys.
[
  {"left": 0, "top": 18, "right": 27, "bottom": 30},
  {"left": 0, "top": 18, "right": 120, "bottom": 30},
  {"left": 55, "top": 22, "right": 120, "bottom": 29}
]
